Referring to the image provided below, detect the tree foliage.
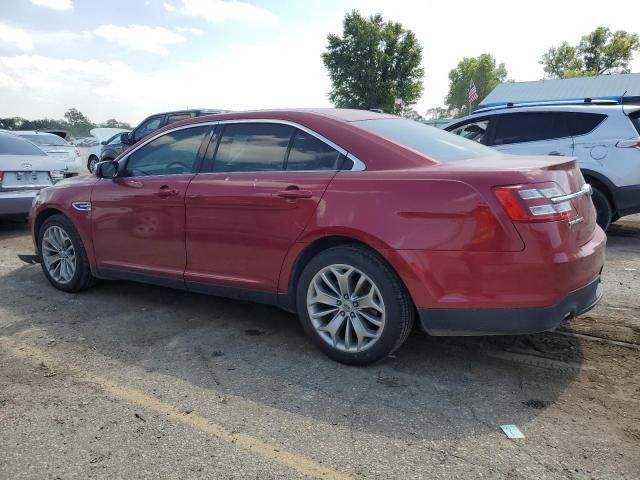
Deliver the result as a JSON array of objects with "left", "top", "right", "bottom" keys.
[
  {"left": 322, "top": 10, "right": 424, "bottom": 114},
  {"left": 444, "top": 53, "right": 507, "bottom": 117},
  {"left": 0, "top": 108, "right": 130, "bottom": 137},
  {"left": 542, "top": 26, "right": 640, "bottom": 79}
]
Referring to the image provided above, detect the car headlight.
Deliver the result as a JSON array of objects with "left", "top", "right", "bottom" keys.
[{"left": 50, "top": 170, "right": 65, "bottom": 182}]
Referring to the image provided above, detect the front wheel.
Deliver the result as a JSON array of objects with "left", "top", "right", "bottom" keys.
[
  {"left": 296, "top": 245, "right": 414, "bottom": 365},
  {"left": 87, "top": 155, "right": 99, "bottom": 173},
  {"left": 38, "top": 214, "right": 97, "bottom": 292}
]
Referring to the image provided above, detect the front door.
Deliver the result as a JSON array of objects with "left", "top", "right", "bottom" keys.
[
  {"left": 184, "top": 122, "right": 342, "bottom": 293},
  {"left": 91, "top": 125, "right": 211, "bottom": 280}
]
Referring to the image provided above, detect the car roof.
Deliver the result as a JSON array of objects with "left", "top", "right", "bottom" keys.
[
  {"left": 196, "top": 108, "right": 397, "bottom": 123},
  {"left": 445, "top": 103, "right": 629, "bottom": 128}
]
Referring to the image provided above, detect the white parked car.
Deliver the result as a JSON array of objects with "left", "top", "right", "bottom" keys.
[
  {"left": 445, "top": 100, "right": 640, "bottom": 229},
  {"left": 0, "top": 131, "right": 65, "bottom": 217},
  {"left": 86, "top": 127, "right": 130, "bottom": 173},
  {"left": 11, "top": 130, "right": 83, "bottom": 177}
]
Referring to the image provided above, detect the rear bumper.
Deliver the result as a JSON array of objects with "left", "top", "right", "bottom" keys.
[
  {"left": 418, "top": 275, "right": 603, "bottom": 335},
  {"left": 0, "top": 190, "right": 38, "bottom": 216},
  {"left": 612, "top": 184, "right": 640, "bottom": 217}
]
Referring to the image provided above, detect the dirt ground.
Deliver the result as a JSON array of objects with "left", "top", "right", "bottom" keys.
[{"left": 0, "top": 215, "right": 639, "bottom": 479}]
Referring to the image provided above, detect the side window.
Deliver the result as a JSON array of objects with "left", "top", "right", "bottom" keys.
[
  {"left": 565, "top": 112, "right": 607, "bottom": 137},
  {"left": 107, "top": 133, "right": 124, "bottom": 145},
  {"left": 133, "top": 116, "right": 163, "bottom": 142},
  {"left": 167, "top": 112, "right": 196, "bottom": 124},
  {"left": 212, "top": 123, "right": 293, "bottom": 173},
  {"left": 450, "top": 119, "right": 490, "bottom": 144},
  {"left": 286, "top": 130, "right": 341, "bottom": 170},
  {"left": 492, "top": 112, "right": 567, "bottom": 146},
  {"left": 123, "top": 126, "right": 209, "bottom": 177}
]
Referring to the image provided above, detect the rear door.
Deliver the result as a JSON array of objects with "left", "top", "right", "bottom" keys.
[
  {"left": 184, "top": 122, "right": 342, "bottom": 293},
  {"left": 489, "top": 111, "right": 574, "bottom": 157}
]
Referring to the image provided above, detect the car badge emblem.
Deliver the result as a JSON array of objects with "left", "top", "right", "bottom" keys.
[{"left": 21, "top": 163, "right": 32, "bottom": 169}]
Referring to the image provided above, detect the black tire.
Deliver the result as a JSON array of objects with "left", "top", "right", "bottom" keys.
[
  {"left": 591, "top": 187, "right": 612, "bottom": 231},
  {"left": 38, "top": 214, "right": 97, "bottom": 292},
  {"left": 87, "top": 155, "right": 99, "bottom": 173},
  {"left": 296, "top": 245, "right": 415, "bottom": 365}
]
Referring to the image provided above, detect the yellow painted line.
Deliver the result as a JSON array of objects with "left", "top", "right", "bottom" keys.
[{"left": 0, "top": 338, "right": 352, "bottom": 480}]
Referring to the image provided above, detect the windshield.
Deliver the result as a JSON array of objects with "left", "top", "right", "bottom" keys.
[
  {"left": 355, "top": 118, "right": 498, "bottom": 162},
  {"left": 0, "top": 133, "right": 47, "bottom": 156},
  {"left": 21, "top": 133, "right": 67, "bottom": 146}
]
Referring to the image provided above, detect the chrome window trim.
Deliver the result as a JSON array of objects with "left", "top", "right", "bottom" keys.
[{"left": 119, "top": 118, "right": 367, "bottom": 174}]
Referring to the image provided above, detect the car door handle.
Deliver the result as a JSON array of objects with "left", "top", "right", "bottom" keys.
[
  {"left": 276, "top": 189, "right": 313, "bottom": 199},
  {"left": 154, "top": 186, "right": 179, "bottom": 198}
]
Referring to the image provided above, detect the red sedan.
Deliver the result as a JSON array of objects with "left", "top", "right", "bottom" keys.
[{"left": 30, "top": 109, "right": 605, "bottom": 365}]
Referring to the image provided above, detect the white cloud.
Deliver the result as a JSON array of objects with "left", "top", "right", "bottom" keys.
[
  {"left": 175, "top": 26, "right": 204, "bottom": 35},
  {"left": 163, "top": 2, "right": 176, "bottom": 12},
  {"left": 94, "top": 25, "right": 185, "bottom": 55},
  {"left": 30, "top": 0, "right": 72, "bottom": 10},
  {"left": 0, "top": 27, "right": 330, "bottom": 124},
  {"left": 175, "top": 0, "right": 275, "bottom": 24},
  {"left": 0, "top": 24, "right": 34, "bottom": 50}
]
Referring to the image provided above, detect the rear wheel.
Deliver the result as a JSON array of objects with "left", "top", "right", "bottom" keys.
[
  {"left": 591, "top": 187, "right": 612, "bottom": 231},
  {"left": 38, "top": 214, "right": 97, "bottom": 292},
  {"left": 296, "top": 245, "right": 414, "bottom": 365}
]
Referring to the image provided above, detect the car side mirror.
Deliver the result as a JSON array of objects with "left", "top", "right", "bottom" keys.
[
  {"left": 95, "top": 160, "right": 119, "bottom": 179},
  {"left": 100, "top": 141, "right": 107, "bottom": 145},
  {"left": 121, "top": 132, "right": 132, "bottom": 145}
]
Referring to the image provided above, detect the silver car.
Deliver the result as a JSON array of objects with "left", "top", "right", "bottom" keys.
[
  {"left": 0, "top": 131, "right": 65, "bottom": 217},
  {"left": 11, "top": 130, "right": 83, "bottom": 176}
]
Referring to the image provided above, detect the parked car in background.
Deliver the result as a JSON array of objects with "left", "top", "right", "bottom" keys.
[
  {"left": 11, "top": 130, "right": 82, "bottom": 177},
  {"left": 121, "top": 109, "right": 227, "bottom": 147},
  {"left": 70, "top": 137, "right": 100, "bottom": 148},
  {"left": 30, "top": 109, "right": 604, "bottom": 365},
  {"left": 445, "top": 101, "right": 640, "bottom": 230},
  {"left": 86, "top": 128, "right": 130, "bottom": 173},
  {"left": 0, "top": 131, "right": 65, "bottom": 218}
]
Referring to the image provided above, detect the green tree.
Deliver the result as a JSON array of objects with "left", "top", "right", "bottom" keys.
[
  {"left": 424, "top": 107, "right": 449, "bottom": 120},
  {"left": 102, "top": 118, "right": 131, "bottom": 129},
  {"left": 63, "top": 108, "right": 95, "bottom": 137},
  {"left": 322, "top": 10, "right": 424, "bottom": 114},
  {"left": 542, "top": 27, "right": 640, "bottom": 79},
  {"left": 444, "top": 53, "right": 507, "bottom": 117}
]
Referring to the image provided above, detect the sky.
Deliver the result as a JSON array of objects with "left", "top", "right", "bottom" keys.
[{"left": 1, "top": 0, "right": 639, "bottom": 125}]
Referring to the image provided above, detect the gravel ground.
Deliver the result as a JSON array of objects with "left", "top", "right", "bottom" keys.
[{"left": 0, "top": 215, "right": 639, "bottom": 479}]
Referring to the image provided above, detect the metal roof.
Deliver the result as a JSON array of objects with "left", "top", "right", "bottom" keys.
[{"left": 480, "top": 73, "right": 640, "bottom": 108}]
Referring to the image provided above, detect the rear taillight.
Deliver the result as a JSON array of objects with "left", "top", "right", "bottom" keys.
[
  {"left": 616, "top": 138, "right": 640, "bottom": 149},
  {"left": 494, "top": 183, "right": 577, "bottom": 222},
  {"left": 74, "top": 147, "right": 81, "bottom": 158},
  {"left": 0, "top": 171, "right": 3, "bottom": 186}
]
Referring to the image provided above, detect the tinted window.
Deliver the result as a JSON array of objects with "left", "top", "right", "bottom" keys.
[
  {"left": 167, "top": 112, "right": 196, "bottom": 124},
  {"left": 133, "top": 116, "right": 163, "bottom": 142},
  {"left": 286, "top": 130, "right": 341, "bottom": 170},
  {"left": 627, "top": 110, "right": 640, "bottom": 135},
  {"left": 492, "top": 112, "right": 567, "bottom": 145},
  {"left": 356, "top": 118, "right": 496, "bottom": 162},
  {"left": 212, "top": 123, "right": 293, "bottom": 172},
  {"left": 565, "top": 112, "right": 607, "bottom": 136},
  {"left": 20, "top": 133, "right": 66, "bottom": 146},
  {"left": 107, "top": 133, "right": 124, "bottom": 145},
  {"left": 124, "top": 126, "right": 209, "bottom": 177},
  {"left": 0, "top": 133, "right": 46, "bottom": 156}
]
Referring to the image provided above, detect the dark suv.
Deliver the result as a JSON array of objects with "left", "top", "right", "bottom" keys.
[{"left": 121, "top": 109, "right": 227, "bottom": 147}]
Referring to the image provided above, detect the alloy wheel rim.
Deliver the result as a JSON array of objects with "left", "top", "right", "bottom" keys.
[
  {"left": 42, "top": 226, "right": 76, "bottom": 284},
  {"left": 307, "top": 264, "right": 385, "bottom": 353}
]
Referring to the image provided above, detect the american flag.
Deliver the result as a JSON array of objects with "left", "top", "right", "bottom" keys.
[{"left": 468, "top": 79, "right": 479, "bottom": 103}]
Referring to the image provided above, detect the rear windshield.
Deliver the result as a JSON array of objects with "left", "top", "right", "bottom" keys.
[
  {"left": 20, "top": 133, "right": 67, "bottom": 146},
  {"left": 355, "top": 118, "right": 497, "bottom": 162},
  {"left": 629, "top": 110, "right": 640, "bottom": 135},
  {"left": 0, "top": 133, "right": 47, "bottom": 156}
]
